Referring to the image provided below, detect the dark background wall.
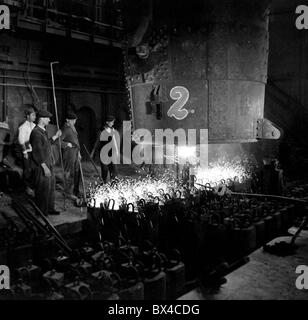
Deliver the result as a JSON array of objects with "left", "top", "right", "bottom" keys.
[
  {"left": 263, "top": 0, "right": 308, "bottom": 178},
  {"left": 0, "top": 30, "right": 129, "bottom": 157}
]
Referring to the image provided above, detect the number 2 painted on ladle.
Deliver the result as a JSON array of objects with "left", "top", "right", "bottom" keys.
[{"left": 167, "top": 86, "right": 189, "bottom": 120}]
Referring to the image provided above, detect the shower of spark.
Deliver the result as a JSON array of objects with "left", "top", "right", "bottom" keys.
[
  {"left": 89, "top": 170, "right": 178, "bottom": 209},
  {"left": 89, "top": 155, "right": 256, "bottom": 208},
  {"left": 195, "top": 156, "right": 254, "bottom": 187}
]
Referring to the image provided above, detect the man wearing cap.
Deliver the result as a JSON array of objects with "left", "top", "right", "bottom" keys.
[
  {"left": 18, "top": 105, "right": 36, "bottom": 194},
  {"left": 98, "top": 115, "right": 119, "bottom": 183},
  {"left": 60, "top": 112, "right": 81, "bottom": 200},
  {"left": 30, "top": 109, "right": 62, "bottom": 216}
]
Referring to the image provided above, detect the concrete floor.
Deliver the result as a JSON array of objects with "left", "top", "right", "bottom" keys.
[{"left": 179, "top": 228, "right": 308, "bottom": 300}]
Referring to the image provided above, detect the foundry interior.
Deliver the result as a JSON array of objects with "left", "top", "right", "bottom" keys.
[{"left": 0, "top": 0, "right": 308, "bottom": 300}]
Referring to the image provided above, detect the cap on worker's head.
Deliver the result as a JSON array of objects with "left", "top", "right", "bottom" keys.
[
  {"left": 37, "top": 109, "right": 53, "bottom": 118},
  {"left": 66, "top": 112, "right": 77, "bottom": 120},
  {"left": 105, "top": 115, "right": 115, "bottom": 122}
]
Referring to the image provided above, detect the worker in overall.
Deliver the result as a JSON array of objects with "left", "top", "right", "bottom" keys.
[
  {"left": 29, "top": 109, "right": 62, "bottom": 216},
  {"left": 60, "top": 112, "right": 81, "bottom": 201},
  {"left": 18, "top": 105, "right": 36, "bottom": 195},
  {"left": 99, "top": 115, "right": 119, "bottom": 183}
]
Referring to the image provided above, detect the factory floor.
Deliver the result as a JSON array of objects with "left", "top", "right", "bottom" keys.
[
  {"left": 2, "top": 161, "right": 308, "bottom": 300},
  {"left": 0, "top": 160, "right": 151, "bottom": 235},
  {"left": 52, "top": 168, "right": 308, "bottom": 301},
  {"left": 179, "top": 228, "right": 308, "bottom": 300}
]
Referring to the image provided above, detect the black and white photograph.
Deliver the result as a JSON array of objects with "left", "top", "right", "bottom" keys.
[{"left": 0, "top": 0, "right": 308, "bottom": 306}]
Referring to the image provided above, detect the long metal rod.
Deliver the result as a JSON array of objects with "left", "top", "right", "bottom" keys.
[
  {"left": 89, "top": 136, "right": 100, "bottom": 159},
  {"left": 50, "top": 62, "right": 67, "bottom": 211},
  {"left": 83, "top": 144, "right": 102, "bottom": 181},
  {"left": 195, "top": 183, "right": 308, "bottom": 203},
  {"left": 12, "top": 200, "right": 46, "bottom": 234},
  {"left": 27, "top": 200, "right": 72, "bottom": 253},
  {"left": 230, "top": 192, "right": 308, "bottom": 204},
  {"left": 78, "top": 158, "right": 87, "bottom": 204},
  {"left": 290, "top": 216, "right": 308, "bottom": 245},
  {"left": 26, "top": 198, "right": 73, "bottom": 255},
  {"left": 11, "top": 202, "right": 38, "bottom": 235}
]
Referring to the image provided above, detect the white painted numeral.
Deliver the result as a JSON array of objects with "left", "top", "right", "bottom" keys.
[{"left": 168, "top": 86, "right": 189, "bottom": 120}]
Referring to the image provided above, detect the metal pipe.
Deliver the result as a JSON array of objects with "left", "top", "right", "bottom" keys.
[
  {"left": 290, "top": 216, "right": 308, "bottom": 245},
  {"left": 0, "top": 82, "right": 126, "bottom": 95},
  {"left": 230, "top": 192, "right": 308, "bottom": 204},
  {"left": 12, "top": 200, "right": 44, "bottom": 235},
  {"left": 50, "top": 61, "right": 67, "bottom": 210},
  {"left": 195, "top": 182, "right": 307, "bottom": 203},
  {"left": 12, "top": 202, "right": 38, "bottom": 235},
  {"left": 26, "top": 198, "right": 73, "bottom": 255},
  {"left": 0, "top": 73, "right": 123, "bottom": 84},
  {"left": 12, "top": 200, "right": 47, "bottom": 235},
  {"left": 130, "top": 78, "right": 268, "bottom": 88}
]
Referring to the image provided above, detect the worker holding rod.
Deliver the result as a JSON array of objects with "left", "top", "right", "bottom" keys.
[
  {"left": 50, "top": 61, "right": 68, "bottom": 210},
  {"left": 60, "top": 112, "right": 81, "bottom": 201},
  {"left": 29, "top": 109, "right": 62, "bottom": 216}
]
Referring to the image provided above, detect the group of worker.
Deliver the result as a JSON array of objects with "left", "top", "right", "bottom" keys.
[{"left": 17, "top": 105, "right": 118, "bottom": 217}]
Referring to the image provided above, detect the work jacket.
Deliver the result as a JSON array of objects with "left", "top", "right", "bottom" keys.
[
  {"left": 61, "top": 122, "right": 80, "bottom": 150},
  {"left": 30, "top": 126, "right": 55, "bottom": 168}
]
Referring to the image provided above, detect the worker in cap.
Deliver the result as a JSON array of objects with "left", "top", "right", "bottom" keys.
[
  {"left": 105, "top": 115, "right": 115, "bottom": 122},
  {"left": 17, "top": 105, "right": 36, "bottom": 195},
  {"left": 100, "top": 115, "right": 119, "bottom": 183},
  {"left": 60, "top": 112, "right": 81, "bottom": 200},
  {"left": 91, "top": 115, "right": 119, "bottom": 183},
  {"left": 29, "top": 109, "right": 62, "bottom": 216}
]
